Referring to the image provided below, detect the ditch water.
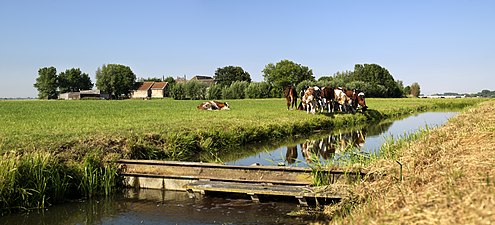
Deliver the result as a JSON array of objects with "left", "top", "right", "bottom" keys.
[
  {"left": 0, "top": 112, "right": 457, "bottom": 225},
  {"left": 225, "top": 112, "right": 458, "bottom": 167}
]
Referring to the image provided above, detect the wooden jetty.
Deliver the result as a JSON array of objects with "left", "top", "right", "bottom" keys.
[{"left": 117, "top": 159, "right": 366, "bottom": 205}]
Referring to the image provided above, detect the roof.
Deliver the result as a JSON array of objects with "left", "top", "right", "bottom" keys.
[
  {"left": 137, "top": 82, "right": 155, "bottom": 91},
  {"left": 136, "top": 82, "right": 168, "bottom": 91},
  {"left": 191, "top": 75, "right": 213, "bottom": 80},
  {"left": 151, "top": 82, "right": 168, "bottom": 89},
  {"left": 80, "top": 89, "right": 102, "bottom": 95}
]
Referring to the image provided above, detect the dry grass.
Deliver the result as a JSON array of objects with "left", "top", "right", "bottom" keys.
[{"left": 327, "top": 100, "right": 495, "bottom": 224}]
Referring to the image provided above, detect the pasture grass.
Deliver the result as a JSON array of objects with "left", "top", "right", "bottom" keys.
[
  {"left": 0, "top": 97, "right": 488, "bottom": 211},
  {"left": 325, "top": 100, "right": 495, "bottom": 224}
]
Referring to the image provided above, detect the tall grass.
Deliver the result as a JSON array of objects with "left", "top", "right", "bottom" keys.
[{"left": 0, "top": 151, "right": 121, "bottom": 212}]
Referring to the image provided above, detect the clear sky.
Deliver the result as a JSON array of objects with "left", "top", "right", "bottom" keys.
[{"left": 1, "top": 0, "right": 494, "bottom": 98}]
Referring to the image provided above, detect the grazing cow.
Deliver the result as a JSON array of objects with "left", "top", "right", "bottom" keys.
[
  {"left": 197, "top": 101, "right": 230, "bottom": 110},
  {"left": 355, "top": 92, "right": 368, "bottom": 112},
  {"left": 320, "top": 86, "right": 335, "bottom": 113},
  {"left": 301, "top": 87, "right": 317, "bottom": 114},
  {"left": 343, "top": 89, "right": 368, "bottom": 112},
  {"left": 312, "top": 86, "right": 323, "bottom": 113},
  {"left": 334, "top": 87, "right": 350, "bottom": 112},
  {"left": 283, "top": 85, "right": 297, "bottom": 110}
]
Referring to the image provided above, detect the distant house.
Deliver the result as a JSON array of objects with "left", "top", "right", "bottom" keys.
[
  {"left": 175, "top": 75, "right": 187, "bottom": 84},
  {"left": 132, "top": 82, "right": 168, "bottom": 99},
  {"left": 190, "top": 75, "right": 215, "bottom": 86},
  {"left": 58, "top": 90, "right": 110, "bottom": 100}
]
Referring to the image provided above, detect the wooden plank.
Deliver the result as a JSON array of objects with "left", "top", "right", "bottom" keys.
[
  {"left": 184, "top": 180, "right": 344, "bottom": 199},
  {"left": 117, "top": 159, "right": 368, "bottom": 187},
  {"left": 120, "top": 172, "right": 311, "bottom": 185}
]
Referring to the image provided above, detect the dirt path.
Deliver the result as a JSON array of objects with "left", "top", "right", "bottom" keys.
[{"left": 328, "top": 100, "right": 495, "bottom": 224}]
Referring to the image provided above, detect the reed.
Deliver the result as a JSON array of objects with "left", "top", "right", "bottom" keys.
[{"left": 0, "top": 150, "right": 121, "bottom": 212}]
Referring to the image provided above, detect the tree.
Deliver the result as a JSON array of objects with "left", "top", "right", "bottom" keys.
[
  {"left": 58, "top": 68, "right": 93, "bottom": 93},
  {"left": 164, "top": 76, "right": 176, "bottom": 85},
  {"left": 262, "top": 60, "right": 314, "bottom": 87},
  {"left": 403, "top": 86, "right": 411, "bottom": 96},
  {"left": 96, "top": 64, "right": 136, "bottom": 99},
  {"left": 214, "top": 66, "right": 251, "bottom": 87},
  {"left": 353, "top": 64, "right": 402, "bottom": 98},
  {"left": 262, "top": 60, "right": 314, "bottom": 98},
  {"left": 410, "top": 82, "right": 421, "bottom": 97},
  {"left": 34, "top": 67, "right": 58, "bottom": 99}
]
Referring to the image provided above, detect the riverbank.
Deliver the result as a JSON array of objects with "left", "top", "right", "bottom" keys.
[{"left": 327, "top": 100, "right": 495, "bottom": 224}]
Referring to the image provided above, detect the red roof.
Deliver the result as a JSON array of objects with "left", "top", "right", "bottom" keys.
[
  {"left": 137, "top": 82, "right": 154, "bottom": 91},
  {"left": 151, "top": 82, "right": 167, "bottom": 89}
]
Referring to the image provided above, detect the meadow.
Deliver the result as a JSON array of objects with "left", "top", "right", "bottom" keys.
[
  {"left": 0, "top": 97, "right": 487, "bottom": 211},
  {"left": 0, "top": 98, "right": 484, "bottom": 156}
]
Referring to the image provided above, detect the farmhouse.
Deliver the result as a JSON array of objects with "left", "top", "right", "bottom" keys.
[
  {"left": 132, "top": 82, "right": 169, "bottom": 99},
  {"left": 190, "top": 75, "right": 215, "bottom": 86},
  {"left": 58, "top": 90, "right": 110, "bottom": 100}
]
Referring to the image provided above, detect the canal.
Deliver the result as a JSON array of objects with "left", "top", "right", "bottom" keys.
[{"left": 0, "top": 112, "right": 457, "bottom": 225}]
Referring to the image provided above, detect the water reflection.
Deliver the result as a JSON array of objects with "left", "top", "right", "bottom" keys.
[
  {"left": 288, "top": 129, "right": 367, "bottom": 164},
  {"left": 0, "top": 189, "right": 308, "bottom": 225},
  {"left": 227, "top": 112, "right": 457, "bottom": 166}
]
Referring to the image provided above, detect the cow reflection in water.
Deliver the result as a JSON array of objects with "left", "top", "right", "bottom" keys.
[
  {"left": 286, "top": 130, "right": 366, "bottom": 164},
  {"left": 285, "top": 145, "right": 298, "bottom": 164}
]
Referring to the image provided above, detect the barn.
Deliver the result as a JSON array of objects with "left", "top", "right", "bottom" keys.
[{"left": 132, "top": 82, "right": 169, "bottom": 99}]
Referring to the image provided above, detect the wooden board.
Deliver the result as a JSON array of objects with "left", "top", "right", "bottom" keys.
[{"left": 184, "top": 180, "right": 345, "bottom": 199}]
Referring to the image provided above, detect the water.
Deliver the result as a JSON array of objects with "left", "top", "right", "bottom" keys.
[
  {"left": 0, "top": 112, "right": 456, "bottom": 224},
  {"left": 225, "top": 112, "right": 458, "bottom": 167},
  {"left": 0, "top": 189, "right": 312, "bottom": 225}
]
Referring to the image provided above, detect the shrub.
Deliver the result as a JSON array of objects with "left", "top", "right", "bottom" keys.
[
  {"left": 207, "top": 84, "right": 223, "bottom": 100},
  {"left": 245, "top": 82, "right": 272, "bottom": 99}
]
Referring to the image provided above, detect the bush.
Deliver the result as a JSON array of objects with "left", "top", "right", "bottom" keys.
[
  {"left": 207, "top": 84, "right": 223, "bottom": 100},
  {"left": 185, "top": 81, "right": 207, "bottom": 100},
  {"left": 229, "top": 81, "right": 249, "bottom": 99},
  {"left": 245, "top": 82, "right": 272, "bottom": 99},
  {"left": 170, "top": 83, "right": 186, "bottom": 100}
]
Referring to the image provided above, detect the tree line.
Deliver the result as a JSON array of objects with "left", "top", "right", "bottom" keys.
[{"left": 34, "top": 60, "right": 420, "bottom": 99}]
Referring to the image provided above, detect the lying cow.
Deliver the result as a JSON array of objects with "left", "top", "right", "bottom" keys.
[{"left": 197, "top": 101, "right": 230, "bottom": 110}]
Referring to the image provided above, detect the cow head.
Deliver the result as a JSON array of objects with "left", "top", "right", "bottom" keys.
[{"left": 357, "top": 92, "right": 368, "bottom": 111}]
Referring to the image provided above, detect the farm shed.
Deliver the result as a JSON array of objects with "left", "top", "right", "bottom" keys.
[
  {"left": 132, "top": 82, "right": 168, "bottom": 99},
  {"left": 191, "top": 75, "right": 215, "bottom": 87},
  {"left": 58, "top": 90, "right": 110, "bottom": 100}
]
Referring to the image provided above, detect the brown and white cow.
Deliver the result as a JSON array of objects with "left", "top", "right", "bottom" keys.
[
  {"left": 197, "top": 101, "right": 230, "bottom": 110},
  {"left": 334, "top": 87, "right": 350, "bottom": 112},
  {"left": 301, "top": 87, "right": 317, "bottom": 114},
  {"left": 320, "top": 86, "right": 335, "bottom": 113}
]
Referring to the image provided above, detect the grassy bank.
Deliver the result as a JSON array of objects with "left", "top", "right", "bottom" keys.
[
  {"left": 326, "top": 100, "right": 495, "bottom": 224},
  {"left": 0, "top": 98, "right": 487, "bottom": 211}
]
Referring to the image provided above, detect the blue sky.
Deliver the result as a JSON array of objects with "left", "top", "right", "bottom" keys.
[{"left": 1, "top": 0, "right": 494, "bottom": 98}]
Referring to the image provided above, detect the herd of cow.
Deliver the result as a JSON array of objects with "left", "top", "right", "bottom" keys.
[
  {"left": 196, "top": 85, "right": 368, "bottom": 113},
  {"left": 284, "top": 85, "right": 368, "bottom": 114}
]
